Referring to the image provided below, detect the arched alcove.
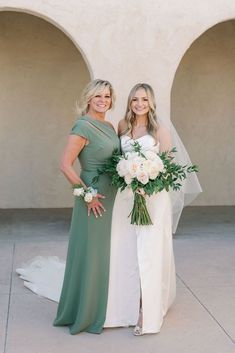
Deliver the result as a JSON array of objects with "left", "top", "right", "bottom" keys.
[
  {"left": 171, "top": 20, "right": 235, "bottom": 205},
  {"left": 0, "top": 11, "right": 91, "bottom": 207}
]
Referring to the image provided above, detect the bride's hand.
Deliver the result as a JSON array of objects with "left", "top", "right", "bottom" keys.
[
  {"left": 136, "top": 188, "right": 146, "bottom": 196},
  {"left": 87, "top": 193, "right": 106, "bottom": 218}
]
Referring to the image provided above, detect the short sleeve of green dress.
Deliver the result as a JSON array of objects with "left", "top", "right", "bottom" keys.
[
  {"left": 54, "top": 115, "right": 120, "bottom": 334},
  {"left": 70, "top": 120, "right": 90, "bottom": 140}
]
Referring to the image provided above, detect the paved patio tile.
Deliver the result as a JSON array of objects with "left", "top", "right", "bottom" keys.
[
  {"left": 136, "top": 285, "right": 235, "bottom": 353},
  {"left": 0, "top": 209, "right": 71, "bottom": 243},
  {"left": 176, "top": 206, "right": 235, "bottom": 236},
  {"left": 0, "top": 294, "right": 8, "bottom": 353},
  {"left": 174, "top": 236, "right": 235, "bottom": 287},
  {"left": 192, "top": 286, "right": 235, "bottom": 341},
  {"left": 0, "top": 210, "right": 12, "bottom": 240},
  {"left": 0, "top": 244, "right": 14, "bottom": 295},
  {"left": 5, "top": 286, "right": 234, "bottom": 353},
  {"left": 1, "top": 207, "right": 234, "bottom": 353}
]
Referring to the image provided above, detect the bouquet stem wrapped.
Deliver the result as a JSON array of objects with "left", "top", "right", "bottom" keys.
[{"left": 130, "top": 193, "right": 153, "bottom": 225}]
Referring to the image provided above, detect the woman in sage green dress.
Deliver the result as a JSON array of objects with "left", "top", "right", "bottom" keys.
[{"left": 53, "top": 79, "right": 119, "bottom": 334}]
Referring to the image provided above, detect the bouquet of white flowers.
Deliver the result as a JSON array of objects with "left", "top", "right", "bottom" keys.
[{"left": 93, "top": 142, "right": 198, "bottom": 225}]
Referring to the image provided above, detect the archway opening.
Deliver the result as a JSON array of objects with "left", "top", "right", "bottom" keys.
[
  {"left": 171, "top": 20, "right": 235, "bottom": 206},
  {"left": 0, "top": 11, "right": 91, "bottom": 208}
]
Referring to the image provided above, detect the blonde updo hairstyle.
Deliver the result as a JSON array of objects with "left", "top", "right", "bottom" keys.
[
  {"left": 121, "top": 83, "right": 158, "bottom": 139},
  {"left": 77, "top": 79, "right": 115, "bottom": 116}
]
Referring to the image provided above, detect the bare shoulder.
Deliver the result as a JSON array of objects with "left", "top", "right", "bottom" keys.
[{"left": 118, "top": 119, "right": 127, "bottom": 135}]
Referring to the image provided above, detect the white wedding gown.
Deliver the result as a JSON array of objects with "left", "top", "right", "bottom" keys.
[
  {"left": 104, "top": 135, "right": 176, "bottom": 332},
  {"left": 16, "top": 134, "right": 176, "bottom": 334}
]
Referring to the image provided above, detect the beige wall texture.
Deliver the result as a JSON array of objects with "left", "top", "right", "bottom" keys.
[
  {"left": 172, "top": 20, "right": 235, "bottom": 205},
  {"left": 0, "top": 0, "right": 235, "bottom": 207},
  {"left": 0, "top": 12, "right": 90, "bottom": 207}
]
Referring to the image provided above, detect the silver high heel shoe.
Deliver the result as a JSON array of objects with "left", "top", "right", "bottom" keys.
[
  {"left": 133, "top": 308, "right": 143, "bottom": 336},
  {"left": 133, "top": 325, "right": 143, "bottom": 336}
]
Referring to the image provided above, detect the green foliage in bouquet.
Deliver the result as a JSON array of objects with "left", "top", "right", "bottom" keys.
[
  {"left": 93, "top": 142, "right": 198, "bottom": 226},
  {"left": 92, "top": 148, "right": 124, "bottom": 188}
]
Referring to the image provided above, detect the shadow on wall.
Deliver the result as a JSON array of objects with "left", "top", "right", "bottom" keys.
[
  {"left": 171, "top": 20, "right": 235, "bottom": 206},
  {"left": 0, "top": 11, "right": 91, "bottom": 208}
]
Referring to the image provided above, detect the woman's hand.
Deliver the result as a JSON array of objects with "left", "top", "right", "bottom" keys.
[
  {"left": 136, "top": 188, "right": 146, "bottom": 196},
  {"left": 87, "top": 193, "right": 106, "bottom": 218}
]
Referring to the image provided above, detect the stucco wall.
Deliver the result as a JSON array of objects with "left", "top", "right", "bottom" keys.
[
  {"left": 0, "top": 11, "right": 90, "bottom": 207},
  {"left": 0, "top": 0, "right": 235, "bottom": 207},
  {"left": 172, "top": 20, "right": 235, "bottom": 205}
]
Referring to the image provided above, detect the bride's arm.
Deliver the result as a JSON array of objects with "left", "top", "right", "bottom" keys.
[{"left": 157, "top": 124, "right": 172, "bottom": 153}]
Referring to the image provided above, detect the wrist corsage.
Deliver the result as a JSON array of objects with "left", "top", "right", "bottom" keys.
[{"left": 72, "top": 184, "right": 98, "bottom": 203}]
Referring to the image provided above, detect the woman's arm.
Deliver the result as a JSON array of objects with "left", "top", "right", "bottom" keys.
[
  {"left": 60, "top": 135, "right": 87, "bottom": 186},
  {"left": 60, "top": 135, "right": 105, "bottom": 217},
  {"left": 157, "top": 124, "right": 172, "bottom": 153}
]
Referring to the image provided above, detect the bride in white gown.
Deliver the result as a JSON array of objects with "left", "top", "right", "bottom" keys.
[
  {"left": 105, "top": 137, "right": 176, "bottom": 335},
  {"left": 16, "top": 83, "right": 201, "bottom": 335},
  {"left": 105, "top": 84, "right": 177, "bottom": 335}
]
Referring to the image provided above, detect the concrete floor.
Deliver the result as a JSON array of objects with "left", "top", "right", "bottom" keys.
[{"left": 0, "top": 206, "right": 234, "bottom": 353}]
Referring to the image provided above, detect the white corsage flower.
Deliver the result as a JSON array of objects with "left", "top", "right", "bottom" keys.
[
  {"left": 84, "top": 192, "right": 93, "bottom": 203},
  {"left": 73, "top": 188, "right": 85, "bottom": 197},
  {"left": 87, "top": 187, "right": 98, "bottom": 197}
]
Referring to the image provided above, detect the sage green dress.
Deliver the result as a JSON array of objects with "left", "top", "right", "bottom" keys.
[{"left": 54, "top": 115, "right": 120, "bottom": 334}]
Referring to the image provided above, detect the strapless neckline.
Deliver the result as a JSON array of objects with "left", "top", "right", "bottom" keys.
[
  {"left": 120, "top": 134, "right": 159, "bottom": 153},
  {"left": 121, "top": 134, "right": 159, "bottom": 145},
  {"left": 122, "top": 134, "right": 153, "bottom": 141}
]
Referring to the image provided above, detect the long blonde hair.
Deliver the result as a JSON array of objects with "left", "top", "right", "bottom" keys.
[
  {"left": 121, "top": 83, "right": 158, "bottom": 138},
  {"left": 77, "top": 79, "right": 115, "bottom": 116}
]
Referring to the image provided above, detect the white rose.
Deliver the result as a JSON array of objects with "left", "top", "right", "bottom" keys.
[
  {"left": 73, "top": 188, "right": 85, "bottom": 197},
  {"left": 149, "top": 166, "right": 160, "bottom": 180},
  {"left": 142, "top": 160, "right": 153, "bottom": 173},
  {"left": 136, "top": 171, "right": 149, "bottom": 185},
  {"left": 84, "top": 192, "right": 93, "bottom": 203},
  {"left": 124, "top": 173, "right": 133, "bottom": 185},
  {"left": 128, "top": 160, "right": 140, "bottom": 177},
  {"left": 117, "top": 159, "right": 128, "bottom": 177}
]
